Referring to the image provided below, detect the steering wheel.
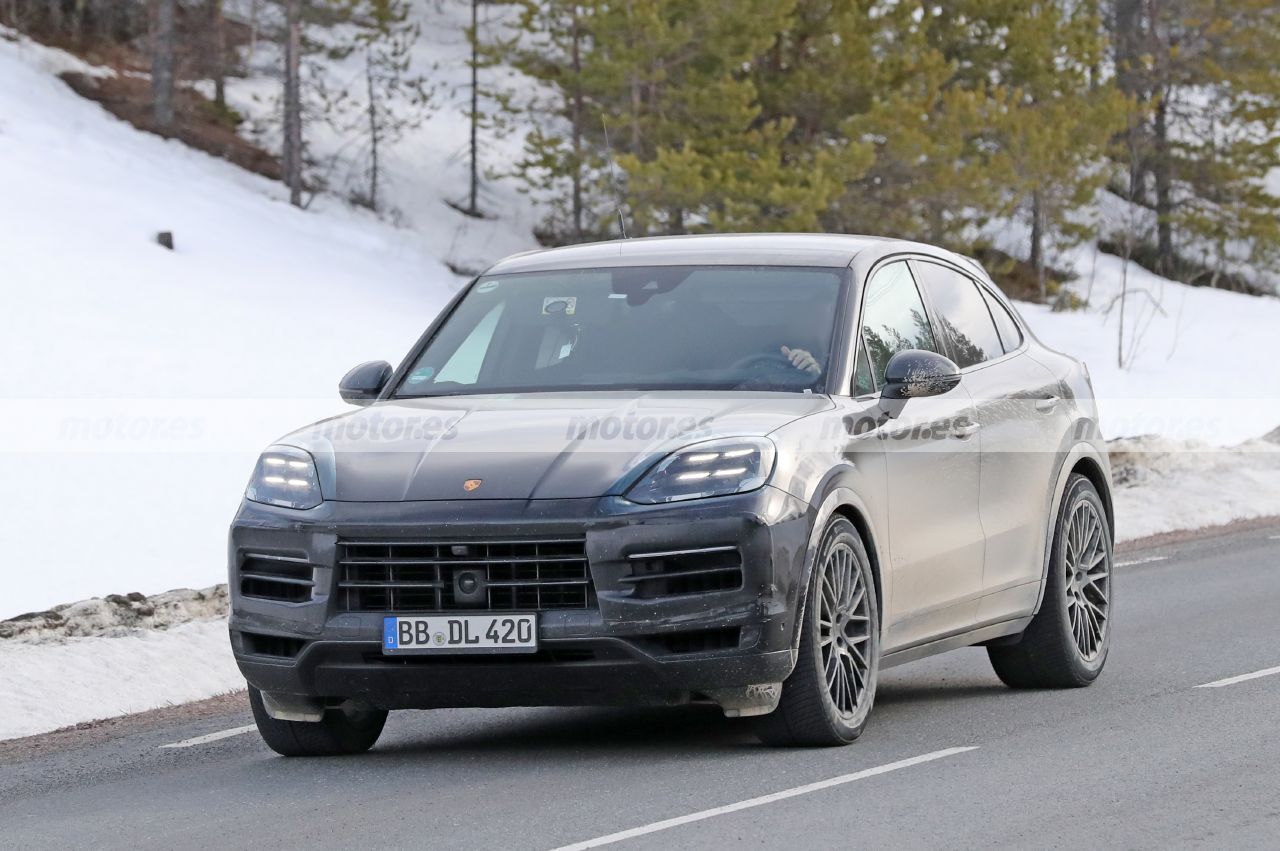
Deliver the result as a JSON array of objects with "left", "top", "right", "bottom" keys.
[{"left": 730, "top": 351, "right": 797, "bottom": 373}]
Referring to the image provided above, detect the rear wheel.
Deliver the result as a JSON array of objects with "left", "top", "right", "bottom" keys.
[
  {"left": 756, "top": 517, "right": 880, "bottom": 746},
  {"left": 248, "top": 686, "right": 387, "bottom": 757},
  {"left": 988, "top": 474, "right": 1112, "bottom": 688}
]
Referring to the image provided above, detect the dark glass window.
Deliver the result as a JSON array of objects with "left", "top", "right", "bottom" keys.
[
  {"left": 913, "top": 262, "right": 1003, "bottom": 368},
  {"left": 981, "top": 286, "right": 1024, "bottom": 353},
  {"left": 396, "top": 266, "right": 844, "bottom": 396},
  {"left": 859, "top": 261, "right": 939, "bottom": 387}
]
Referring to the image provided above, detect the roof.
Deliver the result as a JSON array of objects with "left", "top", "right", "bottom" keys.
[{"left": 483, "top": 233, "right": 887, "bottom": 276}]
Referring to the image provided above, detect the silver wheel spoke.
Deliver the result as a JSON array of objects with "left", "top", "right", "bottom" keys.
[
  {"left": 815, "top": 540, "right": 874, "bottom": 718},
  {"left": 1063, "top": 499, "right": 1110, "bottom": 662}
]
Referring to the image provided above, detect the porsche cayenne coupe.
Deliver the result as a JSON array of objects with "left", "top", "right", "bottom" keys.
[{"left": 229, "top": 234, "right": 1114, "bottom": 755}]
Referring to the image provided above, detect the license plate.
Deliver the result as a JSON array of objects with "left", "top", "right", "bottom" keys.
[{"left": 382, "top": 613, "right": 538, "bottom": 655}]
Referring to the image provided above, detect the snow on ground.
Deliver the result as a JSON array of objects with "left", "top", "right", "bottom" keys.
[
  {"left": 988, "top": 213, "right": 1280, "bottom": 447},
  {"left": 1110, "top": 435, "right": 1280, "bottom": 540},
  {"left": 216, "top": 0, "right": 544, "bottom": 274},
  {"left": 0, "top": 619, "right": 241, "bottom": 741}
]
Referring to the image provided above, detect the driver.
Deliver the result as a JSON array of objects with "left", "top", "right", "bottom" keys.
[{"left": 781, "top": 345, "right": 821, "bottom": 377}]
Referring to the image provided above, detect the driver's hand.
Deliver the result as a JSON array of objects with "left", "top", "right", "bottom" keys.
[{"left": 781, "top": 346, "right": 821, "bottom": 377}]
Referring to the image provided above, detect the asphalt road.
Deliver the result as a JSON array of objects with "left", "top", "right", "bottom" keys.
[{"left": 3, "top": 525, "right": 1279, "bottom": 850}]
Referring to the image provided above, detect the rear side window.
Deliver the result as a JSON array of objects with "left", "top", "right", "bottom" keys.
[
  {"left": 913, "top": 262, "right": 1003, "bottom": 368},
  {"left": 859, "top": 261, "right": 939, "bottom": 387},
  {"left": 980, "top": 287, "right": 1024, "bottom": 353}
]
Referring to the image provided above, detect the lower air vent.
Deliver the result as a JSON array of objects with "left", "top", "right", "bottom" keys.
[
  {"left": 623, "top": 546, "right": 743, "bottom": 599},
  {"left": 241, "top": 632, "right": 307, "bottom": 659},
  {"left": 653, "top": 627, "right": 742, "bottom": 655},
  {"left": 239, "top": 553, "right": 315, "bottom": 603}
]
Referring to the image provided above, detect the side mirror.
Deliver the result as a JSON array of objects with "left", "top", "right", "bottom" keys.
[
  {"left": 882, "top": 350, "right": 961, "bottom": 400},
  {"left": 339, "top": 360, "right": 392, "bottom": 406}
]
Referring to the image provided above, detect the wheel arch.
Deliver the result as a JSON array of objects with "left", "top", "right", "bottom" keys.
[
  {"left": 792, "top": 488, "right": 887, "bottom": 651},
  {"left": 1032, "top": 441, "right": 1114, "bottom": 615}
]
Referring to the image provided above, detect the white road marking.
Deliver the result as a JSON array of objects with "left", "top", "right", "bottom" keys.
[
  {"left": 549, "top": 747, "right": 978, "bottom": 851},
  {"left": 1196, "top": 665, "right": 1280, "bottom": 689},
  {"left": 1269, "top": 535, "right": 1280, "bottom": 540},
  {"left": 159, "top": 725, "right": 257, "bottom": 749},
  {"left": 1116, "top": 555, "right": 1168, "bottom": 567}
]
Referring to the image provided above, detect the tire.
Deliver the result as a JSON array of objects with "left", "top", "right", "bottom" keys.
[
  {"left": 756, "top": 517, "right": 880, "bottom": 746},
  {"left": 248, "top": 686, "right": 388, "bottom": 757},
  {"left": 988, "top": 474, "right": 1113, "bottom": 688}
]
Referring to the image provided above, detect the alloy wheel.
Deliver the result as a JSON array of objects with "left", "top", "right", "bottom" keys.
[
  {"left": 818, "top": 541, "right": 872, "bottom": 716},
  {"left": 1064, "top": 499, "right": 1110, "bottom": 661}
]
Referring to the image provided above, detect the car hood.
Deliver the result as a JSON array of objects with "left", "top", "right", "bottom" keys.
[{"left": 279, "top": 392, "right": 832, "bottom": 501}]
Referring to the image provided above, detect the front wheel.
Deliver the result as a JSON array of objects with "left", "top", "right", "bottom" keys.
[
  {"left": 248, "top": 687, "right": 388, "bottom": 757},
  {"left": 756, "top": 517, "right": 880, "bottom": 746},
  {"left": 988, "top": 474, "right": 1113, "bottom": 688}
]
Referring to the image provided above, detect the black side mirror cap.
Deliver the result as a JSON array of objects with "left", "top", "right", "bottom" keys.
[
  {"left": 339, "top": 360, "right": 393, "bottom": 406},
  {"left": 882, "top": 350, "right": 962, "bottom": 400}
]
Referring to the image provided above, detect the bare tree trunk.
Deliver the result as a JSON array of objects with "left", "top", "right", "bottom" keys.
[
  {"left": 1152, "top": 93, "right": 1174, "bottom": 272},
  {"left": 209, "top": 0, "right": 226, "bottom": 110},
  {"left": 151, "top": 0, "right": 176, "bottom": 130},
  {"left": 464, "top": 0, "right": 481, "bottom": 215},
  {"left": 1030, "top": 190, "right": 1047, "bottom": 303},
  {"left": 283, "top": 0, "right": 303, "bottom": 207},
  {"left": 1112, "top": 0, "right": 1146, "bottom": 201},
  {"left": 248, "top": 0, "right": 260, "bottom": 64},
  {"left": 569, "top": 7, "right": 583, "bottom": 240},
  {"left": 366, "top": 49, "right": 379, "bottom": 212}
]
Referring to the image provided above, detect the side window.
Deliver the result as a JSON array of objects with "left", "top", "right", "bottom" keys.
[
  {"left": 434, "top": 303, "right": 505, "bottom": 384},
  {"left": 852, "top": 336, "right": 875, "bottom": 396},
  {"left": 980, "top": 286, "right": 1024, "bottom": 353},
  {"left": 913, "top": 262, "right": 1003, "bottom": 368},
  {"left": 860, "top": 261, "right": 939, "bottom": 388}
]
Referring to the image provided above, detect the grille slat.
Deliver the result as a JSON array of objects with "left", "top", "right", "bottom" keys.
[
  {"left": 337, "top": 538, "right": 594, "bottom": 613},
  {"left": 239, "top": 554, "right": 315, "bottom": 603}
]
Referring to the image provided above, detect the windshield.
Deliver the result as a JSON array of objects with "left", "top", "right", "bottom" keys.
[{"left": 395, "top": 265, "right": 845, "bottom": 397}]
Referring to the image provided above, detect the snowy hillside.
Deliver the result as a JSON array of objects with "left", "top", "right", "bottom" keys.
[{"left": 0, "top": 31, "right": 460, "bottom": 618}]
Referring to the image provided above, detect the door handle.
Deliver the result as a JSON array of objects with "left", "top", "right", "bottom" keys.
[
  {"left": 1035, "top": 395, "right": 1060, "bottom": 412},
  {"left": 953, "top": 420, "right": 980, "bottom": 439}
]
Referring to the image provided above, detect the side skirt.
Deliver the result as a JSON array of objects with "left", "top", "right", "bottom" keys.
[{"left": 880, "top": 617, "right": 1032, "bottom": 670}]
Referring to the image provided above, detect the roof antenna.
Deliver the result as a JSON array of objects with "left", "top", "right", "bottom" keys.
[{"left": 600, "top": 115, "right": 629, "bottom": 239}]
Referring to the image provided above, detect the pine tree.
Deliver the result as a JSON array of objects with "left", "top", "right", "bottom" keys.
[
  {"left": 954, "top": 0, "right": 1127, "bottom": 300},
  {"left": 834, "top": 6, "right": 1008, "bottom": 249},
  {"left": 499, "top": 0, "right": 603, "bottom": 242},
  {"left": 1109, "top": 0, "right": 1280, "bottom": 281}
]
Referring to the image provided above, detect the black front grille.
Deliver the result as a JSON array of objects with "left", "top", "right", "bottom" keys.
[{"left": 336, "top": 538, "right": 594, "bottom": 613}]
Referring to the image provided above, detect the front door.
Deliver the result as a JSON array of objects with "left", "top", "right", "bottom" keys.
[{"left": 859, "top": 260, "right": 986, "bottom": 652}]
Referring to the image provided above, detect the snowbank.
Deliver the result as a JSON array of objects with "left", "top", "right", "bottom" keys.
[
  {"left": 0, "top": 620, "right": 242, "bottom": 741},
  {"left": 1110, "top": 434, "right": 1280, "bottom": 540}
]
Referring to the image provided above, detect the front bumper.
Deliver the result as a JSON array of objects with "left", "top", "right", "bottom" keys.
[{"left": 228, "top": 486, "right": 814, "bottom": 711}]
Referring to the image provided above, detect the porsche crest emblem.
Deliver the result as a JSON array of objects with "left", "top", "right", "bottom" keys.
[{"left": 463, "top": 479, "right": 483, "bottom": 492}]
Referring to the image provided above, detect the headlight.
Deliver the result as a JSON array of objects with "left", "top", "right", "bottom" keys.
[
  {"left": 626, "top": 437, "right": 776, "bottom": 504},
  {"left": 245, "top": 445, "right": 323, "bottom": 510}
]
